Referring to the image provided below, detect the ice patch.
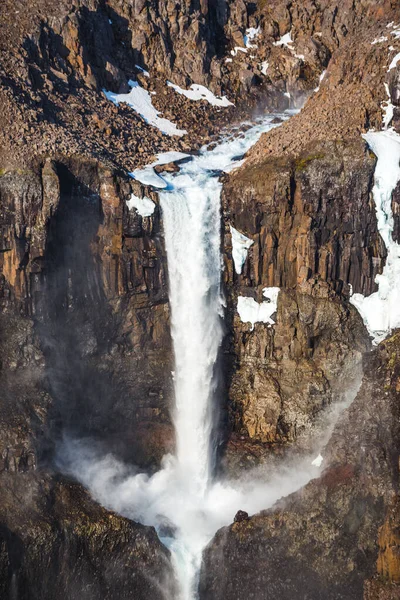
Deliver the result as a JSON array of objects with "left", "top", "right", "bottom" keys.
[
  {"left": 225, "top": 58, "right": 233, "bottom": 63},
  {"left": 167, "top": 82, "right": 234, "bottom": 107},
  {"left": 127, "top": 193, "right": 155, "bottom": 217},
  {"left": 388, "top": 52, "right": 400, "bottom": 71},
  {"left": 350, "top": 129, "right": 400, "bottom": 344},
  {"left": 230, "top": 226, "right": 254, "bottom": 274},
  {"left": 260, "top": 61, "right": 269, "bottom": 75},
  {"left": 311, "top": 454, "right": 323, "bottom": 467},
  {"left": 104, "top": 80, "right": 186, "bottom": 136},
  {"left": 237, "top": 287, "right": 280, "bottom": 331}
]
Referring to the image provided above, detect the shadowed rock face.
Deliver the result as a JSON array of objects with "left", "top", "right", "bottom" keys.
[
  {"left": 0, "top": 158, "right": 173, "bottom": 468},
  {"left": 0, "top": 159, "right": 176, "bottom": 598}
]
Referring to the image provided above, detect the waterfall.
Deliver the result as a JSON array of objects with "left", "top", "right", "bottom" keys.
[
  {"left": 159, "top": 174, "right": 224, "bottom": 496},
  {"left": 61, "top": 114, "right": 334, "bottom": 600}
]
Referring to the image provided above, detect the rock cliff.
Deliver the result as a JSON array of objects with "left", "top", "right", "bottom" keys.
[
  {"left": 200, "top": 331, "right": 400, "bottom": 599},
  {"left": 1, "top": 0, "right": 400, "bottom": 598}
]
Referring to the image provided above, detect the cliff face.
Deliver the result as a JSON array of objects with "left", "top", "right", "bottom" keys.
[
  {"left": 0, "top": 159, "right": 177, "bottom": 596},
  {"left": 200, "top": 332, "right": 400, "bottom": 600},
  {"left": 1, "top": 0, "right": 400, "bottom": 598},
  {"left": 0, "top": 159, "right": 173, "bottom": 468},
  {"left": 221, "top": 139, "right": 383, "bottom": 464}
]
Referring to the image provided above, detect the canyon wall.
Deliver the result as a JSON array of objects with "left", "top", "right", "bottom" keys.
[{"left": 1, "top": 0, "right": 400, "bottom": 597}]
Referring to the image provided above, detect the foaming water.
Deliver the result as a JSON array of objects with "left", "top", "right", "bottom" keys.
[{"left": 60, "top": 114, "right": 340, "bottom": 599}]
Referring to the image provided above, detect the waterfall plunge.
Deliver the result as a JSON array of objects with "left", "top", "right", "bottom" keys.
[{"left": 60, "top": 115, "right": 332, "bottom": 600}]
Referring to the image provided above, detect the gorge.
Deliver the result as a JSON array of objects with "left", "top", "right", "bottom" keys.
[{"left": 1, "top": 1, "right": 400, "bottom": 599}]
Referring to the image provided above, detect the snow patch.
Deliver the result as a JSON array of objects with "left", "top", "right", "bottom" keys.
[
  {"left": 274, "top": 31, "right": 293, "bottom": 48},
  {"left": 104, "top": 80, "right": 186, "bottom": 136},
  {"left": 388, "top": 51, "right": 400, "bottom": 71},
  {"left": 311, "top": 454, "right": 323, "bottom": 467},
  {"left": 382, "top": 82, "right": 394, "bottom": 129},
  {"left": 231, "top": 46, "right": 248, "bottom": 56},
  {"left": 130, "top": 167, "right": 167, "bottom": 189},
  {"left": 244, "top": 27, "right": 260, "bottom": 48},
  {"left": 371, "top": 35, "right": 388, "bottom": 45},
  {"left": 392, "top": 27, "right": 400, "bottom": 40},
  {"left": 135, "top": 65, "right": 150, "bottom": 77},
  {"left": 237, "top": 287, "right": 280, "bottom": 330},
  {"left": 230, "top": 226, "right": 254, "bottom": 274},
  {"left": 314, "top": 69, "right": 327, "bottom": 92},
  {"left": 167, "top": 82, "right": 234, "bottom": 107},
  {"left": 130, "top": 151, "right": 191, "bottom": 190},
  {"left": 350, "top": 129, "right": 400, "bottom": 344},
  {"left": 273, "top": 30, "right": 305, "bottom": 61},
  {"left": 260, "top": 61, "right": 269, "bottom": 75},
  {"left": 127, "top": 193, "right": 155, "bottom": 217}
]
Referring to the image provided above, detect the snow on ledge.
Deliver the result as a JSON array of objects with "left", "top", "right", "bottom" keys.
[
  {"left": 167, "top": 82, "right": 234, "bottom": 107},
  {"left": 244, "top": 27, "right": 260, "bottom": 48},
  {"left": 104, "top": 80, "right": 187, "bottom": 136},
  {"left": 230, "top": 226, "right": 254, "bottom": 274},
  {"left": 130, "top": 151, "right": 191, "bottom": 190},
  {"left": 350, "top": 129, "right": 400, "bottom": 344},
  {"left": 273, "top": 31, "right": 293, "bottom": 48},
  {"left": 237, "top": 287, "right": 280, "bottom": 331},
  {"left": 127, "top": 193, "right": 155, "bottom": 217},
  {"left": 388, "top": 51, "right": 400, "bottom": 71},
  {"left": 382, "top": 83, "right": 394, "bottom": 129}
]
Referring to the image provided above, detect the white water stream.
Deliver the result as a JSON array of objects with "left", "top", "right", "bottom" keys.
[{"left": 61, "top": 116, "right": 337, "bottom": 599}]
